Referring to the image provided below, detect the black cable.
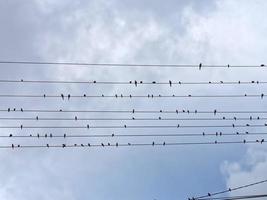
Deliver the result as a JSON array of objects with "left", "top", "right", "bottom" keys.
[
  {"left": 1, "top": 108, "right": 267, "bottom": 114},
  {"left": 197, "top": 194, "right": 267, "bottom": 200},
  {"left": 0, "top": 93, "right": 265, "bottom": 99},
  {"left": 0, "top": 116, "right": 265, "bottom": 121},
  {"left": 0, "top": 61, "right": 266, "bottom": 69},
  {"left": 0, "top": 79, "right": 266, "bottom": 86},
  {"left": 191, "top": 179, "right": 267, "bottom": 200},
  {"left": 2, "top": 131, "right": 267, "bottom": 139},
  {"left": 2, "top": 139, "right": 267, "bottom": 149},
  {"left": 0, "top": 123, "right": 266, "bottom": 129}
]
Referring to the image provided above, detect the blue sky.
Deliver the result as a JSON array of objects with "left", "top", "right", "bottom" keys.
[{"left": 1, "top": 0, "right": 267, "bottom": 199}]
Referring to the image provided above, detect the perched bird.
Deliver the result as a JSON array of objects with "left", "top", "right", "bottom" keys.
[{"left": 199, "top": 63, "right": 202, "bottom": 70}]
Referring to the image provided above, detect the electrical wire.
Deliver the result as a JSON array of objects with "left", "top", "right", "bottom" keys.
[
  {"left": 197, "top": 194, "right": 267, "bottom": 200},
  {"left": 0, "top": 116, "right": 265, "bottom": 121},
  {"left": 0, "top": 79, "right": 266, "bottom": 86},
  {"left": 1, "top": 108, "right": 267, "bottom": 114},
  {"left": 0, "top": 61, "right": 266, "bottom": 69},
  {"left": 0, "top": 93, "right": 265, "bottom": 99},
  {"left": 1, "top": 139, "right": 266, "bottom": 149},
  {"left": 0, "top": 123, "right": 266, "bottom": 129},
  {"left": 191, "top": 179, "right": 267, "bottom": 200},
  {"left": 1, "top": 131, "right": 267, "bottom": 139}
]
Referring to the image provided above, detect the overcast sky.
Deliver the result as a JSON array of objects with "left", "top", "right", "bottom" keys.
[{"left": 1, "top": 0, "right": 267, "bottom": 200}]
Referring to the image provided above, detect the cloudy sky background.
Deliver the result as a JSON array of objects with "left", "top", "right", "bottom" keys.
[{"left": 1, "top": 0, "right": 267, "bottom": 199}]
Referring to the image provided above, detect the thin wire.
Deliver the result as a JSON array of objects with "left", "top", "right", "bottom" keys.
[
  {"left": 0, "top": 116, "right": 265, "bottom": 121},
  {"left": 192, "top": 179, "right": 267, "bottom": 199},
  {"left": 0, "top": 79, "right": 266, "bottom": 86},
  {"left": 0, "top": 61, "right": 266, "bottom": 68},
  {"left": 1, "top": 139, "right": 266, "bottom": 149},
  {"left": 2, "top": 108, "right": 267, "bottom": 114},
  {"left": 0, "top": 93, "right": 265, "bottom": 99},
  {"left": 197, "top": 194, "right": 267, "bottom": 200},
  {"left": 0, "top": 123, "right": 266, "bottom": 129},
  {"left": 2, "top": 131, "right": 267, "bottom": 139}
]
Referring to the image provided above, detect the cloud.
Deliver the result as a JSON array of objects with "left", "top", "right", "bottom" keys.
[{"left": 1, "top": 0, "right": 267, "bottom": 200}]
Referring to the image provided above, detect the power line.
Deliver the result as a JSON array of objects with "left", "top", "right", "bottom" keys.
[
  {"left": 0, "top": 61, "right": 266, "bottom": 69},
  {"left": 0, "top": 79, "right": 266, "bottom": 86},
  {"left": 197, "top": 194, "right": 267, "bottom": 200},
  {"left": 2, "top": 139, "right": 267, "bottom": 149},
  {"left": 2, "top": 131, "right": 267, "bottom": 139},
  {"left": 0, "top": 93, "right": 265, "bottom": 99},
  {"left": 191, "top": 179, "right": 267, "bottom": 200},
  {"left": 2, "top": 108, "right": 267, "bottom": 114},
  {"left": 0, "top": 123, "right": 266, "bottom": 129},
  {"left": 0, "top": 116, "right": 265, "bottom": 121}
]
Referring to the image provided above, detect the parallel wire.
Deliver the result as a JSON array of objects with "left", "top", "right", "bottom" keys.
[
  {"left": 0, "top": 79, "right": 266, "bottom": 86},
  {"left": 0, "top": 61, "right": 266, "bottom": 69},
  {"left": 0, "top": 123, "right": 266, "bottom": 129},
  {"left": 2, "top": 131, "right": 267, "bottom": 139},
  {"left": 191, "top": 179, "right": 267, "bottom": 200},
  {"left": 0, "top": 93, "right": 265, "bottom": 99},
  {"left": 197, "top": 194, "right": 267, "bottom": 200},
  {"left": 2, "top": 139, "right": 267, "bottom": 149},
  {"left": 0, "top": 116, "right": 266, "bottom": 121},
  {"left": 1, "top": 108, "right": 267, "bottom": 114}
]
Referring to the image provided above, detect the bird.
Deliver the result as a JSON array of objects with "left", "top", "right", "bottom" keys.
[
  {"left": 46, "top": 144, "right": 49, "bottom": 148},
  {"left": 101, "top": 143, "right": 104, "bottom": 147},
  {"left": 169, "top": 80, "right": 172, "bottom": 87},
  {"left": 11, "top": 144, "right": 14, "bottom": 149},
  {"left": 261, "top": 139, "right": 264, "bottom": 144},
  {"left": 61, "top": 94, "right": 64, "bottom": 100},
  {"left": 67, "top": 94, "right": 71, "bottom": 100},
  {"left": 199, "top": 63, "right": 202, "bottom": 70}
]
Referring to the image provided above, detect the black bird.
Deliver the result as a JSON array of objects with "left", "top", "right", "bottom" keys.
[
  {"left": 169, "top": 80, "right": 172, "bottom": 87},
  {"left": 7, "top": 108, "right": 10, "bottom": 112},
  {"left": 67, "top": 94, "right": 71, "bottom": 100},
  {"left": 199, "top": 63, "right": 202, "bottom": 70},
  {"left": 101, "top": 143, "right": 104, "bottom": 147},
  {"left": 261, "top": 139, "right": 264, "bottom": 144},
  {"left": 46, "top": 144, "right": 49, "bottom": 148},
  {"left": 11, "top": 144, "right": 14, "bottom": 149},
  {"left": 61, "top": 94, "right": 64, "bottom": 100}
]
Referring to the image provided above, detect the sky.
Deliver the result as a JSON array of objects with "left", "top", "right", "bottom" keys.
[{"left": 1, "top": 0, "right": 267, "bottom": 199}]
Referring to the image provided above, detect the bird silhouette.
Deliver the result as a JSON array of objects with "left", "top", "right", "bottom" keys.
[{"left": 199, "top": 63, "right": 202, "bottom": 70}]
